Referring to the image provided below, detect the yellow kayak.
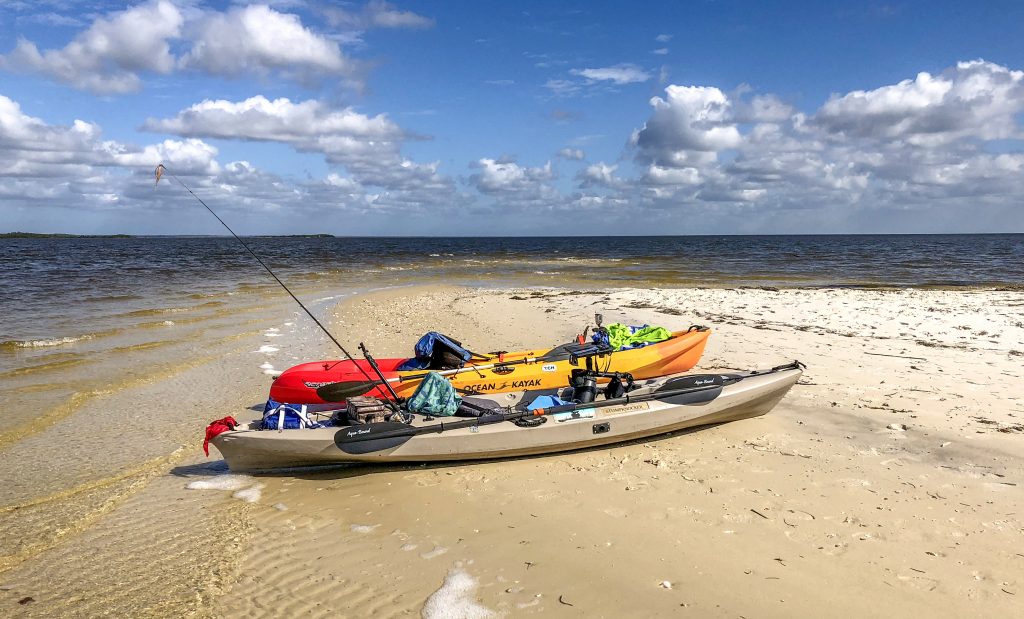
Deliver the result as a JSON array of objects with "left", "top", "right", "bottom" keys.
[{"left": 271, "top": 327, "right": 711, "bottom": 403}]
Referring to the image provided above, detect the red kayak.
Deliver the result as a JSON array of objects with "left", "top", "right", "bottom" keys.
[{"left": 269, "top": 328, "right": 711, "bottom": 404}]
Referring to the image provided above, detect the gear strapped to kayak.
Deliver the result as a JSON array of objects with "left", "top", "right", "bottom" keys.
[
  {"left": 205, "top": 361, "right": 804, "bottom": 469},
  {"left": 269, "top": 312, "right": 711, "bottom": 404}
]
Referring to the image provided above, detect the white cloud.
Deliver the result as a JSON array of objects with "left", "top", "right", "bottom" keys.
[
  {"left": 181, "top": 5, "right": 353, "bottom": 81},
  {"left": 144, "top": 96, "right": 404, "bottom": 143},
  {"left": 814, "top": 60, "right": 1024, "bottom": 145},
  {"left": 734, "top": 93, "right": 794, "bottom": 123},
  {"left": 0, "top": 2, "right": 376, "bottom": 93},
  {"left": 557, "top": 148, "right": 585, "bottom": 160},
  {"left": 624, "top": 59, "right": 1024, "bottom": 219},
  {"left": 0, "top": 91, "right": 454, "bottom": 226},
  {"left": 652, "top": 48, "right": 669, "bottom": 56},
  {"left": 470, "top": 158, "right": 556, "bottom": 205},
  {"left": 578, "top": 162, "right": 622, "bottom": 188},
  {"left": 145, "top": 95, "right": 453, "bottom": 202},
  {"left": 324, "top": 0, "right": 435, "bottom": 30},
  {"left": 0, "top": 92, "right": 222, "bottom": 215},
  {"left": 655, "top": 34, "right": 672, "bottom": 43},
  {"left": 471, "top": 158, "right": 553, "bottom": 193},
  {"left": 0, "top": 0, "right": 183, "bottom": 94},
  {"left": 571, "top": 63, "right": 651, "bottom": 84},
  {"left": 632, "top": 85, "right": 742, "bottom": 168},
  {"left": 0, "top": 93, "right": 219, "bottom": 176}
]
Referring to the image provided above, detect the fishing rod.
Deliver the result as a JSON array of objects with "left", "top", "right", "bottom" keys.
[{"left": 154, "top": 164, "right": 376, "bottom": 386}]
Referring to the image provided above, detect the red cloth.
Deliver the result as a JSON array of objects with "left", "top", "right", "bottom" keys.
[{"left": 203, "top": 416, "right": 238, "bottom": 456}]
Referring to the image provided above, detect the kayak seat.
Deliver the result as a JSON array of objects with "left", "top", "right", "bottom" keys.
[
  {"left": 543, "top": 335, "right": 676, "bottom": 359},
  {"left": 456, "top": 397, "right": 504, "bottom": 417}
]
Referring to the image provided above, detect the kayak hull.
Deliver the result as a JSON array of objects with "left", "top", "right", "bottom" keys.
[
  {"left": 214, "top": 364, "right": 799, "bottom": 472},
  {"left": 269, "top": 328, "right": 711, "bottom": 404}
]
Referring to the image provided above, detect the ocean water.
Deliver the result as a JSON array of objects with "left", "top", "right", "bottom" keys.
[{"left": 2, "top": 234, "right": 1022, "bottom": 349}]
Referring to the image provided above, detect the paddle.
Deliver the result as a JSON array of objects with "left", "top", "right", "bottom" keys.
[
  {"left": 316, "top": 341, "right": 613, "bottom": 402},
  {"left": 333, "top": 372, "right": 733, "bottom": 454}
]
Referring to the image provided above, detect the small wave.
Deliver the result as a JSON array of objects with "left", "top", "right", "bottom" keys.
[
  {"left": 121, "top": 307, "right": 192, "bottom": 318},
  {"left": 1, "top": 335, "right": 94, "bottom": 349},
  {"left": 91, "top": 294, "right": 143, "bottom": 302},
  {"left": 0, "top": 356, "right": 89, "bottom": 378}
]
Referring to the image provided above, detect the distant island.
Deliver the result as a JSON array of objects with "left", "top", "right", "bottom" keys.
[
  {"left": 1, "top": 232, "right": 134, "bottom": 238},
  {"left": 1, "top": 232, "right": 335, "bottom": 238}
]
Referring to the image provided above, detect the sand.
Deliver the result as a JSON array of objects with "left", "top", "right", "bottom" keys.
[{"left": 3, "top": 284, "right": 1022, "bottom": 617}]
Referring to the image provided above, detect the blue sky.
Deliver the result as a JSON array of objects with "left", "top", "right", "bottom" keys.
[{"left": 1, "top": 0, "right": 1023, "bottom": 235}]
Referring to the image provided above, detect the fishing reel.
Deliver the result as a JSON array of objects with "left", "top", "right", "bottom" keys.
[
  {"left": 577, "top": 313, "right": 609, "bottom": 346},
  {"left": 569, "top": 369, "right": 636, "bottom": 404}
]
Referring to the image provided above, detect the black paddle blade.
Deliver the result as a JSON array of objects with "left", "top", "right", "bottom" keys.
[
  {"left": 655, "top": 374, "right": 726, "bottom": 406},
  {"left": 317, "top": 380, "right": 379, "bottom": 402},
  {"left": 334, "top": 422, "right": 415, "bottom": 454},
  {"left": 661, "top": 385, "right": 723, "bottom": 406},
  {"left": 655, "top": 374, "right": 725, "bottom": 392}
]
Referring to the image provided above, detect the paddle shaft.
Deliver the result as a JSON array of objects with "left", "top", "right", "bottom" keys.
[
  {"left": 318, "top": 344, "right": 615, "bottom": 401},
  {"left": 340, "top": 378, "right": 729, "bottom": 444},
  {"left": 359, "top": 343, "right": 401, "bottom": 401}
]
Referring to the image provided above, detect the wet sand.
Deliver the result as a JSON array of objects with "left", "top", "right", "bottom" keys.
[{"left": 3, "top": 284, "right": 1023, "bottom": 617}]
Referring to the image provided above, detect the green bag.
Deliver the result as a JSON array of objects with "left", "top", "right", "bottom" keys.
[
  {"left": 604, "top": 323, "right": 672, "bottom": 350},
  {"left": 406, "top": 371, "right": 462, "bottom": 417}
]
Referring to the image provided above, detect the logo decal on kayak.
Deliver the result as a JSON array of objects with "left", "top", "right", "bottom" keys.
[
  {"left": 463, "top": 378, "right": 543, "bottom": 392},
  {"left": 541, "top": 364, "right": 557, "bottom": 372},
  {"left": 492, "top": 366, "right": 515, "bottom": 375},
  {"left": 600, "top": 402, "right": 650, "bottom": 417},
  {"left": 304, "top": 381, "right": 336, "bottom": 389}
]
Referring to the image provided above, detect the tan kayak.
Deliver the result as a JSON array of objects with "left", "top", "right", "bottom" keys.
[{"left": 211, "top": 362, "right": 802, "bottom": 472}]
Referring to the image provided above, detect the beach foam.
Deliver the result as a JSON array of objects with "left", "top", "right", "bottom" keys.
[
  {"left": 255, "top": 345, "right": 279, "bottom": 354},
  {"left": 185, "top": 474, "right": 254, "bottom": 492},
  {"left": 422, "top": 567, "right": 495, "bottom": 619},
  {"left": 233, "top": 484, "right": 264, "bottom": 503},
  {"left": 186, "top": 474, "right": 265, "bottom": 503}
]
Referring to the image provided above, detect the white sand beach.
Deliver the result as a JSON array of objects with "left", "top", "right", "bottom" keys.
[{"left": 2, "top": 284, "right": 1022, "bottom": 617}]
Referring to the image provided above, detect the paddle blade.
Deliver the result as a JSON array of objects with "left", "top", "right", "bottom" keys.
[
  {"left": 317, "top": 380, "right": 379, "bottom": 402},
  {"left": 655, "top": 374, "right": 726, "bottom": 406},
  {"left": 655, "top": 374, "right": 725, "bottom": 392},
  {"left": 661, "top": 385, "right": 722, "bottom": 406},
  {"left": 334, "top": 422, "right": 415, "bottom": 454}
]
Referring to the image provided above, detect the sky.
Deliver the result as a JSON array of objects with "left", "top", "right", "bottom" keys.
[{"left": 1, "top": 1, "right": 1023, "bottom": 236}]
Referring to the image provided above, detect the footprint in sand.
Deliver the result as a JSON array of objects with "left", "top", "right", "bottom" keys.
[{"left": 420, "top": 546, "right": 448, "bottom": 559}]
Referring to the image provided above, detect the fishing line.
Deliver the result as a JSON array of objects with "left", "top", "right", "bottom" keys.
[{"left": 154, "top": 164, "right": 375, "bottom": 385}]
